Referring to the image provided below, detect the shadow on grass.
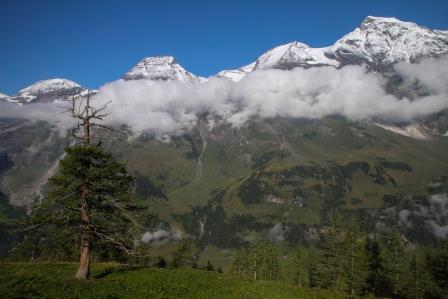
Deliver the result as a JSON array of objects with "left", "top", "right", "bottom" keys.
[{"left": 93, "top": 265, "right": 145, "bottom": 279}]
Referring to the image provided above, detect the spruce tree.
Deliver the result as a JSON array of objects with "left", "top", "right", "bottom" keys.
[
  {"left": 170, "top": 239, "right": 195, "bottom": 268},
  {"left": 25, "top": 92, "right": 143, "bottom": 279},
  {"left": 382, "top": 231, "right": 408, "bottom": 297},
  {"left": 294, "top": 246, "right": 310, "bottom": 287},
  {"left": 404, "top": 249, "right": 438, "bottom": 299},
  {"left": 344, "top": 218, "right": 367, "bottom": 297},
  {"left": 428, "top": 240, "right": 448, "bottom": 295},
  {"left": 365, "top": 234, "right": 388, "bottom": 296},
  {"left": 318, "top": 214, "right": 348, "bottom": 292},
  {"left": 29, "top": 146, "right": 141, "bottom": 278},
  {"left": 264, "top": 244, "right": 280, "bottom": 281}
]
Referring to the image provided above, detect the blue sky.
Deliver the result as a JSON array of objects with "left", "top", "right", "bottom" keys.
[{"left": 1, "top": 0, "right": 448, "bottom": 94}]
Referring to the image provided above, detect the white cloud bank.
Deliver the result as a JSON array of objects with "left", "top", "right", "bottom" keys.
[
  {"left": 0, "top": 102, "right": 76, "bottom": 135},
  {"left": 2, "top": 55, "right": 448, "bottom": 136}
]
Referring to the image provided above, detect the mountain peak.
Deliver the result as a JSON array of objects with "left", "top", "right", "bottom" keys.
[
  {"left": 140, "top": 55, "right": 176, "bottom": 65},
  {"left": 122, "top": 55, "right": 203, "bottom": 83},
  {"left": 362, "top": 15, "right": 403, "bottom": 24},
  {"left": 328, "top": 15, "right": 448, "bottom": 66},
  {"left": 253, "top": 41, "right": 338, "bottom": 71},
  {"left": 359, "top": 15, "right": 424, "bottom": 32},
  {"left": 18, "top": 78, "right": 81, "bottom": 94},
  {"left": 7, "top": 78, "right": 85, "bottom": 104}
]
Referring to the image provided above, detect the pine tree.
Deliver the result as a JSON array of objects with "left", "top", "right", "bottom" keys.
[
  {"left": 428, "top": 240, "right": 448, "bottom": 296},
  {"left": 344, "top": 218, "right": 367, "bottom": 297},
  {"left": 28, "top": 146, "right": 141, "bottom": 277},
  {"left": 318, "top": 214, "right": 348, "bottom": 293},
  {"left": 307, "top": 246, "right": 320, "bottom": 288},
  {"left": 403, "top": 248, "right": 438, "bottom": 299},
  {"left": 264, "top": 244, "right": 280, "bottom": 281},
  {"left": 25, "top": 92, "right": 143, "bottom": 279},
  {"left": 170, "top": 239, "right": 195, "bottom": 268},
  {"left": 232, "top": 243, "right": 280, "bottom": 281},
  {"left": 365, "top": 234, "right": 388, "bottom": 297},
  {"left": 249, "top": 243, "right": 264, "bottom": 281},
  {"left": 231, "top": 248, "right": 244, "bottom": 276},
  {"left": 294, "top": 246, "right": 309, "bottom": 287},
  {"left": 382, "top": 231, "right": 408, "bottom": 297}
]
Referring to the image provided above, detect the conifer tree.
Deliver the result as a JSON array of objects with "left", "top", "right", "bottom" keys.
[
  {"left": 25, "top": 92, "right": 143, "bottom": 279},
  {"left": 382, "top": 231, "right": 408, "bottom": 297},
  {"left": 428, "top": 240, "right": 448, "bottom": 295},
  {"left": 307, "top": 246, "right": 321, "bottom": 288},
  {"left": 365, "top": 234, "right": 388, "bottom": 296},
  {"left": 404, "top": 249, "right": 438, "bottom": 299},
  {"left": 170, "top": 239, "right": 195, "bottom": 268},
  {"left": 318, "top": 214, "right": 348, "bottom": 292},
  {"left": 264, "top": 244, "right": 280, "bottom": 280},
  {"left": 249, "top": 243, "right": 264, "bottom": 280},
  {"left": 293, "top": 246, "right": 309, "bottom": 287},
  {"left": 344, "top": 218, "right": 367, "bottom": 297}
]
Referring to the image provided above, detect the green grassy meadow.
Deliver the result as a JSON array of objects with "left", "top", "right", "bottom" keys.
[{"left": 0, "top": 263, "right": 346, "bottom": 299}]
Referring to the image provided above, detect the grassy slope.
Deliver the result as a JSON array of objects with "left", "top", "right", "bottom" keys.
[
  {"left": 106, "top": 117, "right": 448, "bottom": 254},
  {"left": 0, "top": 263, "right": 345, "bottom": 299}
]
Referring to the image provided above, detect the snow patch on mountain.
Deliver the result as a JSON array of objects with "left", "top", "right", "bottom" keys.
[
  {"left": 123, "top": 56, "right": 205, "bottom": 83},
  {"left": 375, "top": 123, "right": 431, "bottom": 140},
  {"left": 0, "top": 92, "right": 8, "bottom": 99},
  {"left": 217, "top": 62, "right": 256, "bottom": 82}
]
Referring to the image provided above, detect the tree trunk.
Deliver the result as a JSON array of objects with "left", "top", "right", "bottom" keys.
[
  {"left": 75, "top": 191, "right": 91, "bottom": 279},
  {"left": 75, "top": 237, "right": 91, "bottom": 279},
  {"left": 351, "top": 234, "right": 354, "bottom": 298}
]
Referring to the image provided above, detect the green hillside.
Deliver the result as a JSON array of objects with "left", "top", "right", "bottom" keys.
[
  {"left": 0, "top": 263, "right": 345, "bottom": 299},
  {"left": 109, "top": 117, "right": 448, "bottom": 249},
  {"left": 1, "top": 116, "right": 448, "bottom": 260}
]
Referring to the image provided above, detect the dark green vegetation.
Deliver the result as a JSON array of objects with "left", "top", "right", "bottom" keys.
[
  {"left": 228, "top": 225, "right": 448, "bottom": 298},
  {"left": 0, "top": 263, "right": 344, "bottom": 299},
  {"left": 289, "top": 225, "right": 448, "bottom": 298}
]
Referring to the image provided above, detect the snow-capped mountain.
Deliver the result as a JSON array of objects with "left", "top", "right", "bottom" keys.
[
  {"left": 122, "top": 56, "right": 205, "bottom": 83},
  {"left": 217, "top": 62, "right": 256, "bottom": 82},
  {"left": 327, "top": 16, "right": 448, "bottom": 67},
  {"left": 255, "top": 42, "right": 338, "bottom": 70},
  {"left": 218, "top": 16, "right": 448, "bottom": 81},
  {"left": 0, "top": 92, "right": 8, "bottom": 99},
  {"left": 6, "top": 79, "right": 86, "bottom": 104}
]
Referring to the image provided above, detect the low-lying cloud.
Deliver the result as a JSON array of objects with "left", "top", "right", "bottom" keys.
[
  {"left": 396, "top": 193, "right": 448, "bottom": 239},
  {"left": 2, "top": 55, "right": 448, "bottom": 136},
  {"left": 94, "top": 55, "right": 448, "bottom": 135},
  {"left": 141, "top": 225, "right": 183, "bottom": 246},
  {"left": 0, "top": 102, "right": 76, "bottom": 135}
]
